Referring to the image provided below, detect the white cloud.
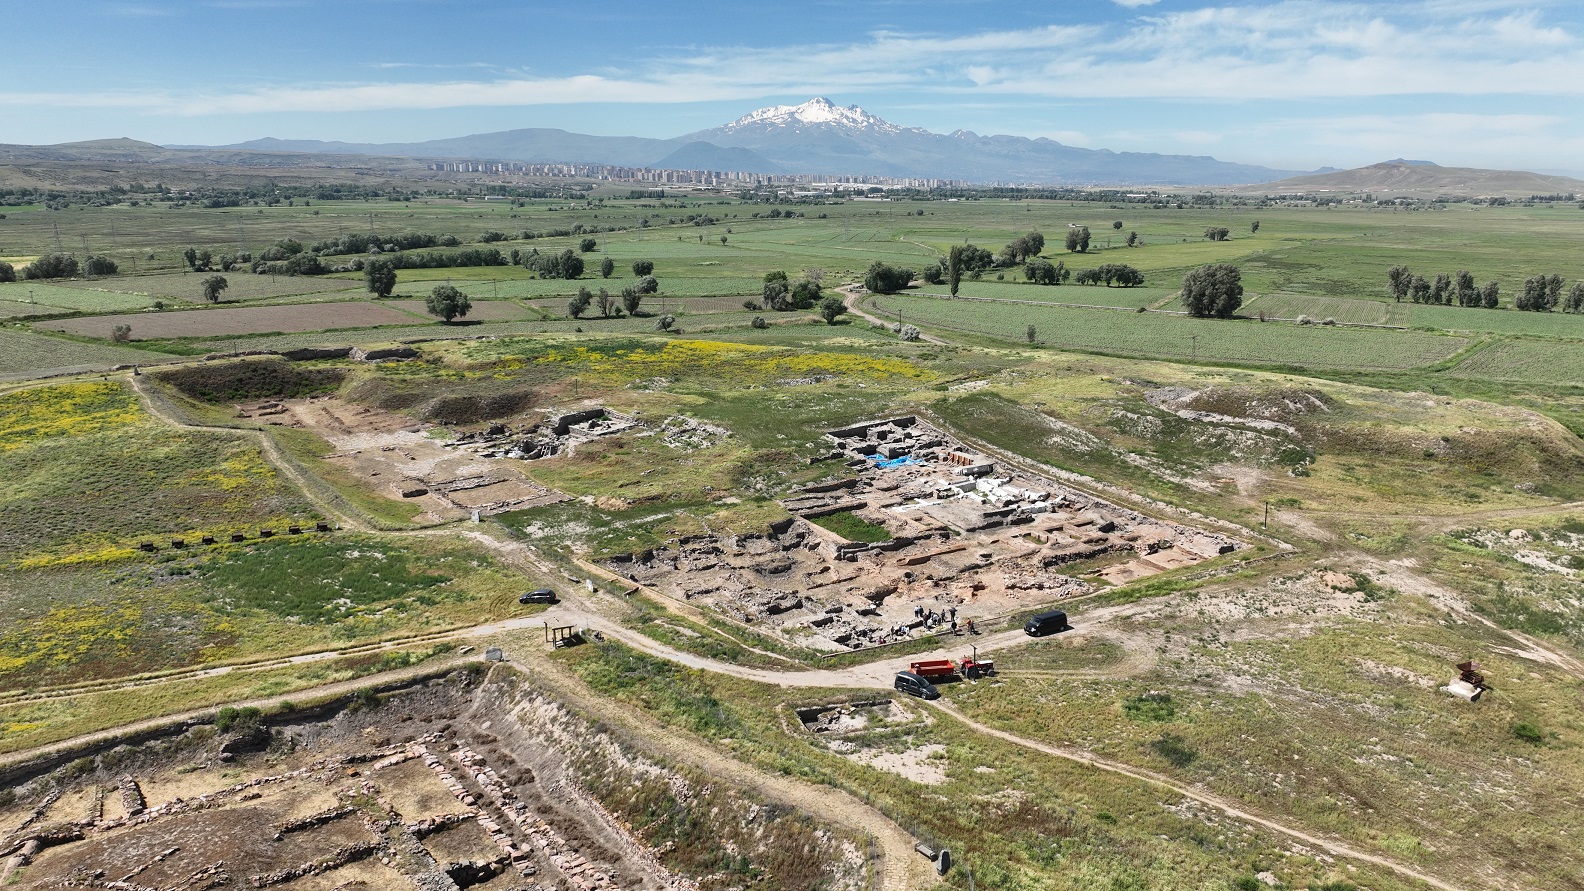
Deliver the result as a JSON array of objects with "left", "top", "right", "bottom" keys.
[
  {"left": 1112, "top": 0, "right": 1161, "bottom": 6},
  {"left": 5, "top": 1, "right": 1584, "bottom": 117}
]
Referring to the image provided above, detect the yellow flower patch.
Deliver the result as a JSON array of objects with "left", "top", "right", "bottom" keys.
[
  {"left": 528, "top": 339, "right": 931, "bottom": 383},
  {"left": 0, "top": 602, "right": 143, "bottom": 675},
  {"left": 0, "top": 381, "right": 144, "bottom": 450}
]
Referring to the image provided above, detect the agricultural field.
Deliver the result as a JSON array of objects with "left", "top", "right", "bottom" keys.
[
  {"left": 0, "top": 281, "right": 155, "bottom": 315},
  {"left": 1448, "top": 338, "right": 1584, "bottom": 383},
  {"left": 40, "top": 300, "right": 421, "bottom": 339},
  {"left": 53, "top": 270, "right": 366, "bottom": 304},
  {"left": 0, "top": 327, "right": 171, "bottom": 377},
  {"left": 869, "top": 292, "right": 1475, "bottom": 371}
]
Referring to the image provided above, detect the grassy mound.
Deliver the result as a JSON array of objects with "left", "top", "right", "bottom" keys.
[{"left": 155, "top": 358, "right": 345, "bottom": 403}]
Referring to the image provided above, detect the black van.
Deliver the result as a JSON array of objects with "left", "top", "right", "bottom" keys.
[
  {"left": 1024, "top": 609, "right": 1069, "bottom": 637},
  {"left": 894, "top": 671, "right": 941, "bottom": 700}
]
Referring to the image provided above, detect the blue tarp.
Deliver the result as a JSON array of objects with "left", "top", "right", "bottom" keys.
[{"left": 869, "top": 454, "right": 922, "bottom": 469}]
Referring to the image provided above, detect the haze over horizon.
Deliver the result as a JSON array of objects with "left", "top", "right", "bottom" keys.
[{"left": 8, "top": 0, "right": 1584, "bottom": 175}]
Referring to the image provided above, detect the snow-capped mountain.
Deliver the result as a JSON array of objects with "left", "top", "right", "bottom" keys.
[
  {"left": 200, "top": 97, "right": 1303, "bottom": 186},
  {"left": 720, "top": 98, "right": 913, "bottom": 135}
]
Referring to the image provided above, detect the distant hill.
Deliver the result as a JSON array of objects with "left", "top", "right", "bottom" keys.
[
  {"left": 1242, "top": 161, "right": 1584, "bottom": 198},
  {"left": 654, "top": 142, "right": 782, "bottom": 175},
  {"left": 181, "top": 97, "right": 1302, "bottom": 186}
]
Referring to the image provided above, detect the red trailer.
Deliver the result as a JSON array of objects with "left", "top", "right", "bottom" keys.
[{"left": 909, "top": 659, "right": 958, "bottom": 679}]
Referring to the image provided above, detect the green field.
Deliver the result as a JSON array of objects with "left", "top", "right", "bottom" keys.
[
  {"left": 870, "top": 293, "right": 1474, "bottom": 370},
  {"left": 0, "top": 327, "right": 171, "bottom": 376}
]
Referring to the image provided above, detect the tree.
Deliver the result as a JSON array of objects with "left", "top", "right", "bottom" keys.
[
  {"left": 568, "top": 286, "right": 592, "bottom": 319},
  {"left": 863, "top": 261, "right": 913, "bottom": 294},
  {"left": 600, "top": 257, "right": 615, "bottom": 278},
  {"left": 1409, "top": 275, "right": 1431, "bottom": 304},
  {"left": 183, "top": 247, "right": 199, "bottom": 270},
  {"left": 946, "top": 245, "right": 966, "bottom": 298},
  {"left": 750, "top": 316, "right": 769, "bottom": 329},
  {"left": 84, "top": 256, "right": 118, "bottom": 276},
  {"left": 110, "top": 323, "right": 132, "bottom": 343},
  {"left": 1430, "top": 273, "right": 1451, "bottom": 305},
  {"left": 1481, "top": 280, "right": 1500, "bottom": 309},
  {"left": 0, "top": 261, "right": 13, "bottom": 283},
  {"left": 1251, "top": 220, "right": 1260, "bottom": 234},
  {"left": 1564, "top": 282, "right": 1584, "bottom": 314},
  {"left": 1126, "top": 231, "right": 1139, "bottom": 247},
  {"left": 763, "top": 271, "right": 791, "bottom": 311},
  {"left": 1001, "top": 231, "right": 1045, "bottom": 265},
  {"left": 1026, "top": 324, "right": 1037, "bottom": 343},
  {"left": 1517, "top": 275, "right": 1560, "bottom": 311},
  {"left": 634, "top": 275, "right": 659, "bottom": 296},
  {"left": 791, "top": 279, "right": 821, "bottom": 309},
  {"left": 1203, "top": 227, "right": 1231, "bottom": 242},
  {"left": 1386, "top": 265, "right": 1412, "bottom": 302},
  {"left": 578, "top": 237, "right": 597, "bottom": 252},
  {"left": 1180, "top": 264, "right": 1243, "bottom": 318},
  {"left": 23, "top": 253, "right": 79, "bottom": 280},
  {"left": 818, "top": 295, "right": 848, "bottom": 325},
  {"left": 632, "top": 259, "right": 654, "bottom": 276},
  {"left": 921, "top": 263, "right": 944, "bottom": 285},
  {"left": 364, "top": 259, "right": 397, "bottom": 297},
  {"left": 1023, "top": 257, "right": 1068, "bottom": 285},
  {"left": 425, "top": 284, "right": 471, "bottom": 322},
  {"left": 1454, "top": 270, "right": 1478, "bottom": 307},
  {"left": 654, "top": 314, "right": 676, "bottom": 332},
  {"left": 595, "top": 288, "right": 618, "bottom": 318},
  {"left": 621, "top": 286, "right": 644, "bottom": 316},
  {"left": 719, "top": 235, "right": 728, "bottom": 245},
  {"left": 1064, "top": 226, "right": 1091, "bottom": 253},
  {"left": 201, "top": 275, "right": 229, "bottom": 303},
  {"left": 1112, "top": 220, "right": 1123, "bottom": 230}
]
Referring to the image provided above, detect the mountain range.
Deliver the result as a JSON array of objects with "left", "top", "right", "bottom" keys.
[
  {"left": 194, "top": 98, "right": 1303, "bottom": 186},
  {"left": 1241, "top": 160, "right": 1584, "bottom": 198}
]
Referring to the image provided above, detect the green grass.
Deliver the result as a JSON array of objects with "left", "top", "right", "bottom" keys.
[
  {"left": 0, "top": 327, "right": 171, "bottom": 376},
  {"left": 871, "top": 293, "right": 1472, "bottom": 371},
  {"left": 199, "top": 536, "right": 452, "bottom": 624},
  {"left": 1447, "top": 338, "right": 1584, "bottom": 384},
  {"left": 0, "top": 281, "right": 156, "bottom": 314},
  {"left": 0, "top": 385, "right": 319, "bottom": 567},
  {"left": 808, "top": 510, "right": 893, "bottom": 542}
]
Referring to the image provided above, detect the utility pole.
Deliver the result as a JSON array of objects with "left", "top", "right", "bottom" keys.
[
  {"left": 1264, "top": 501, "right": 1270, "bottom": 529},
  {"left": 1190, "top": 334, "right": 1198, "bottom": 361},
  {"left": 52, "top": 222, "right": 65, "bottom": 254}
]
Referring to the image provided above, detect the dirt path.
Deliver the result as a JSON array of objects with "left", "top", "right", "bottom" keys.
[
  {"left": 840, "top": 286, "right": 950, "bottom": 345},
  {"left": 128, "top": 374, "right": 373, "bottom": 532},
  {"left": 934, "top": 703, "right": 1465, "bottom": 891}
]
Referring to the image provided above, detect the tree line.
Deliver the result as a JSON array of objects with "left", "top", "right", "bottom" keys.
[{"left": 1388, "top": 266, "right": 1584, "bottom": 312}]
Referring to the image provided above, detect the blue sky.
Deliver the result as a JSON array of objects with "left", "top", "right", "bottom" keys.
[{"left": 6, "top": 0, "right": 1584, "bottom": 173}]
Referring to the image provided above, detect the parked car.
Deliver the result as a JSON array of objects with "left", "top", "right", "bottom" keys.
[
  {"left": 894, "top": 671, "right": 941, "bottom": 700},
  {"left": 1024, "top": 609, "right": 1069, "bottom": 637},
  {"left": 519, "top": 588, "right": 558, "bottom": 604}
]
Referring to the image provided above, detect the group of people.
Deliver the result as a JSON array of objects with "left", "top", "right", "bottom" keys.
[{"left": 881, "top": 603, "right": 977, "bottom": 642}]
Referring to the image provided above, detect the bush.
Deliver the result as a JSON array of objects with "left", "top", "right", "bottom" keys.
[
  {"left": 110, "top": 324, "right": 132, "bottom": 343},
  {"left": 0, "top": 260, "right": 14, "bottom": 283},
  {"left": 632, "top": 259, "right": 654, "bottom": 276},
  {"left": 215, "top": 705, "right": 263, "bottom": 733},
  {"left": 1123, "top": 691, "right": 1177, "bottom": 722},
  {"left": 1513, "top": 722, "right": 1544, "bottom": 745},
  {"left": 84, "top": 255, "right": 119, "bottom": 276},
  {"left": 750, "top": 316, "right": 768, "bottom": 329},
  {"left": 23, "top": 253, "right": 79, "bottom": 280}
]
